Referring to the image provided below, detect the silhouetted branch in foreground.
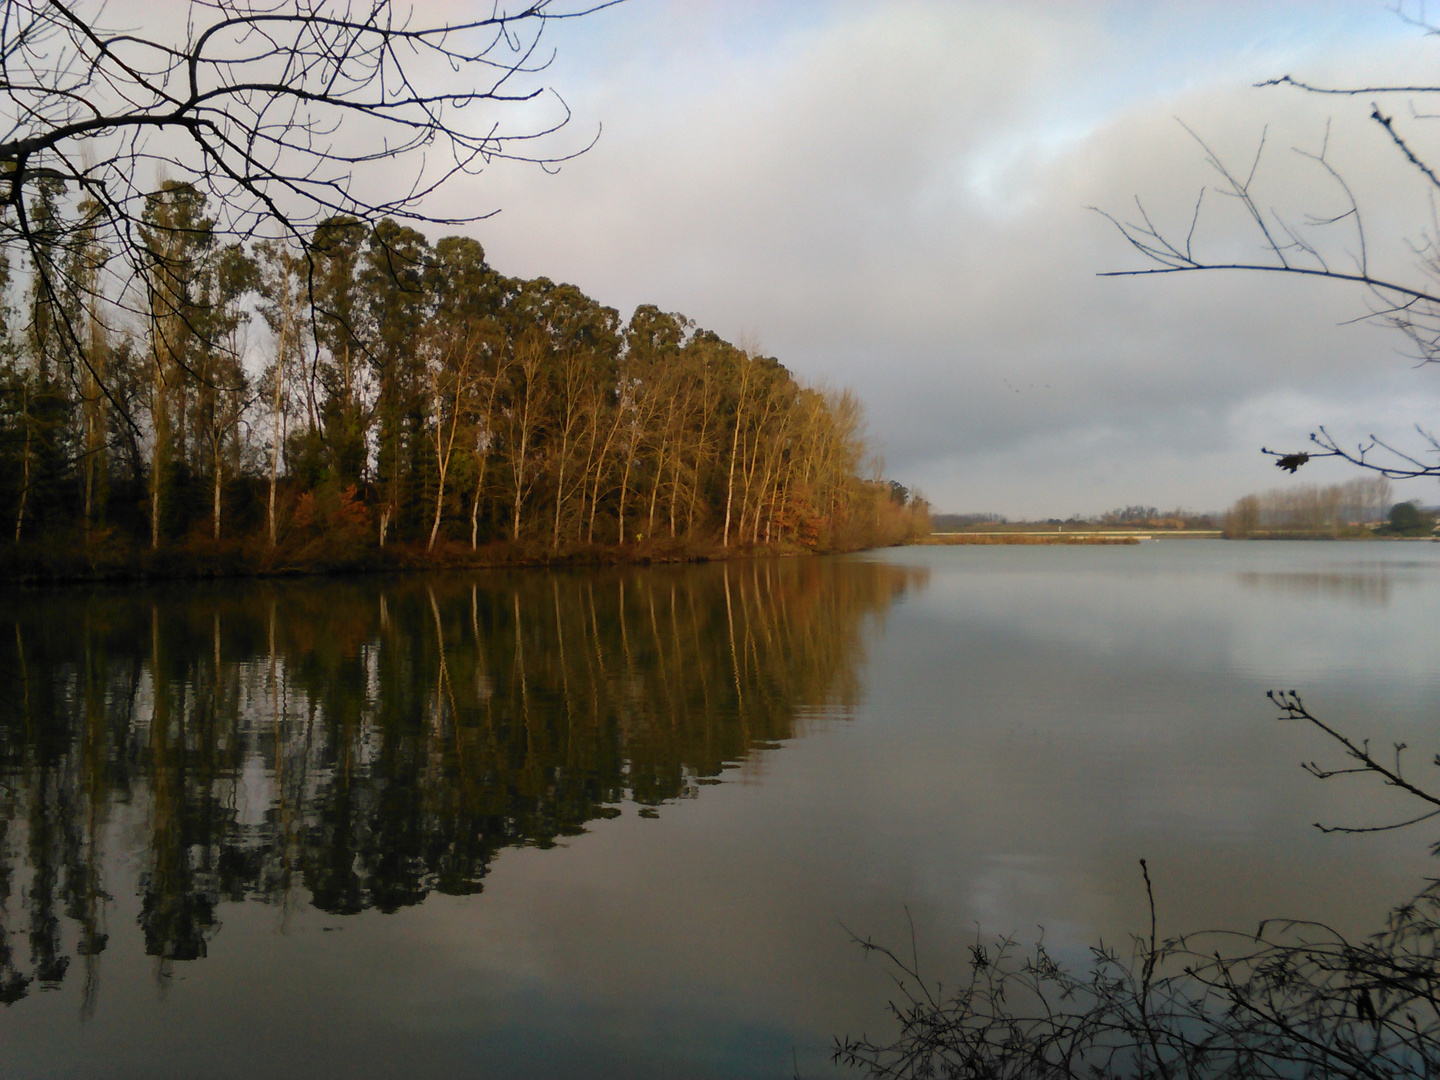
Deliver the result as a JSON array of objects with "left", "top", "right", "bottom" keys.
[
  {"left": 1099, "top": 6, "right": 1440, "bottom": 481},
  {"left": 837, "top": 693, "right": 1440, "bottom": 1079},
  {"left": 1262, "top": 425, "right": 1440, "bottom": 482},
  {"left": 2, "top": 0, "right": 618, "bottom": 407},
  {"left": 1270, "top": 689, "right": 1440, "bottom": 838}
]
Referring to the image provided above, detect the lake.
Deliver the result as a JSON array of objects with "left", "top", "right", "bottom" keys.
[{"left": 2, "top": 541, "right": 1439, "bottom": 1078}]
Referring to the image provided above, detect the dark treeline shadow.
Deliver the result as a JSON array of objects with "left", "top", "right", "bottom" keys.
[{"left": 0, "top": 559, "right": 925, "bottom": 1006}]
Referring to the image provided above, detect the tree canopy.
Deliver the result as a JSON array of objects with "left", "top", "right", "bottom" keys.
[{"left": 0, "top": 192, "right": 919, "bottom": 566}]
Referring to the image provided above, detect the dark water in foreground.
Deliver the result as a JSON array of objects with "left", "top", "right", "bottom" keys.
[{"left": 2, "top": 543, "right": 1440, "bottom": 1078}]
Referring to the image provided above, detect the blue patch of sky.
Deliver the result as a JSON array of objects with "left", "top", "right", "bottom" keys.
[
  {"left": 544, "top": 2, "right": 1412, "bottom": 103},
  {"left": 536, "top": 0, "right": 839, "bottom": 96},
  {"left": 1088, "top": 2, "right": 1411, "bottom": 113}
]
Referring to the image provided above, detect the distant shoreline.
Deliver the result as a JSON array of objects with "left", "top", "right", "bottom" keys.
[
  {"left": 924, "top": 530, "right": 1218, "bottom": 544},
  {"left": 922, "top": 533, "right": 1145, "bottom": 545},
  {"left": 925, "top": 530, "right": 1438, "bottom": 544}
]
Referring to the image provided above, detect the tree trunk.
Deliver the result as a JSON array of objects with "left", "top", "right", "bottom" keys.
[
  {"left": 646, "top": 431, "right": 668, "bottom": 535},
  {"left": 428, "top": 470, "right": 447, "bottom": 551},
  {"left": 552, "top": 423, "right": 570, "bottom": 550},
  {"left": 427, "top": 359, "right": 468, "bottom": 553},
  {"left": 752, "top": 457, "right": 773, "bottom": 545},
  {"left": 618, "top": 438, "right": 633, "bottom": 544},
  {"left": 723, "top": 362, "right": 749, "bottom": 548},
  {"left": 81, "top": 314, "right": 106, "bottom": 537},
  {"left": 688, "top": 404, "right": 710, "bottom": 537},
  {"left": 512, "top": 421, "right": 528, "bottom": 542},
  {"left": 470, "top": 452, "right": 487, "bottom": 548},
  {"left": 470, "top": 375, "right": 501, "bottom": 549},
  {"left": 575, "top": 405, "right": 600, "bottom": 544},
  {"left": 669, "top": 453, "right": 683, "bottom": 538},
  {"left": 213, "top": 447, "right": 223, "bottom": 540},
  {"left": 509, "top": 352, "right": 540, "bottom": 543},
  {"left": 150, "top": 360, "right": 167, "bottom": 550},
  {"left": 723, "top": 415, "right": 741, "bottom": 548},
  {"left": 587, "top": 405, "right": 624, "bottom": 544},
  {"left": 773, "top": 467, "right": 793, "bottom": 544},
  {"left": 268, "top": 320, "right": 286, "bottom": 547},
  {"left": 14, "top": 388, "right": 29, "bottom": 545}
]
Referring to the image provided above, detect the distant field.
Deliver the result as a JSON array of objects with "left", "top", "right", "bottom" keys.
[{"left": 922, "top": 533, "right": 1145, "bottom": 545}]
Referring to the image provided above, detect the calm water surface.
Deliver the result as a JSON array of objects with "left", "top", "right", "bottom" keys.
[{"left": 2, "top": 542, "right": 1439, "bottom": 1078}]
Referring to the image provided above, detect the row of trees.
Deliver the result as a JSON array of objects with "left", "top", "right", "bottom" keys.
[
  {"left": 1222, "top": 477, "right": 1393, "bottom": 538},
  {"left": 0, "top": 181, "right": 923, "bottom": 567}
]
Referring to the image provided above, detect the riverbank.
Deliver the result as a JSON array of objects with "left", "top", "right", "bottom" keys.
[
  {"left": 0, "top": 533, "right": 895, "bottom": 586},
  {"left": 1220, "top": 529, "right": 1440, "bottom": 540}
]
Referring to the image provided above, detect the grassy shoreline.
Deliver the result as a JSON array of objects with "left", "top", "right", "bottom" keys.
[
  {"left": 0, "top": 535, "right": 868, "bottom": 587},
  {"left": 18, "top": 529, "right": 1434, "bottom": 586}
]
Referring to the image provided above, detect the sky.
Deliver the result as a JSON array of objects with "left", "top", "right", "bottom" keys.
[{"left": 423, "top": 0, "right": 1440, "bottom": 518}]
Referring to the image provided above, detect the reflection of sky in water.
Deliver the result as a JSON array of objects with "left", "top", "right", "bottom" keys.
[
  {"left": 5, "top": 543, "right": 1440, "bottom": 1078},
  {"left": 852, "top": 542, "right": 1440, "bottom": 947},
  {"left": 874, "top": 541, "right": 1440, "bottom": 688}
]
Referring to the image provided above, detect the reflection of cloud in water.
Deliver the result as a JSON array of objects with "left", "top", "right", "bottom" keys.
[
  {"left": 1236, "top": 570, "right": 1393, "bottom": 607},
  {"left": 966, "top": 855, "right": 1081, "bottom": 941}
]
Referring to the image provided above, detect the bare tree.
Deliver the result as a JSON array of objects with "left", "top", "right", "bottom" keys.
[{"left": 0, "top": 0, "right": 615, "bottom": 407}]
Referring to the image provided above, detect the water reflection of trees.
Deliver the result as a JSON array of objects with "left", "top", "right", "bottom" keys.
[
  {"left": 1235, "top": 570, "right": 1394, "bottom": 607},
  {"left": 0, "top": 559, "right": 922, "bottom": 1004}
]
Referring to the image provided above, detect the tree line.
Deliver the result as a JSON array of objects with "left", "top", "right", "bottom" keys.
[
  {"left": 1222, "top": 477, "right": 1393, "bottom": 538},
  {"left": 0, "top": 181, "right": 926, "bottom": 572}
]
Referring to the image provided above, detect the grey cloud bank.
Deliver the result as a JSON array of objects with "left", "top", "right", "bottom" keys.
[{"left": 437, "top": 1, "right": 1436, "bottom": 518}]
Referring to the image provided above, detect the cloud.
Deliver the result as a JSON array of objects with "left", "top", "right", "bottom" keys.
[{"left": 431, "top": 1, "right": 1435, "bottom": 516}]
